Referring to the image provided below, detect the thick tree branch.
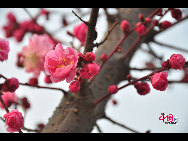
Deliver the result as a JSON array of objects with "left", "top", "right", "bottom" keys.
[{"left": 84, "top": 8, "right": 99, "bottom": 53}]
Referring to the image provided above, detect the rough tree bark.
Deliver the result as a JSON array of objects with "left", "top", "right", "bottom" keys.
[{"left": 42, "top": 8, "right": 157, "bottom": 133}]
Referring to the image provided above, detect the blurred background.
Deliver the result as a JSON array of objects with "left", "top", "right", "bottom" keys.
[{"left": 0, "top": 8, "right": 188, "bottom": 133}]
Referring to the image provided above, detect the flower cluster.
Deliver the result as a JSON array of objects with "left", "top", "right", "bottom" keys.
[
  {"left": 69, "top": 51, "right": 100, "bottom": 93},
  {"left": 151, "top": 54, "right": 186, "bottom": 91},
  {"left": 1, "top": 77, "right": 19, "bottom": 92},
  {"left": 2, "top": 12, "right": 44, "bottom": 42}
]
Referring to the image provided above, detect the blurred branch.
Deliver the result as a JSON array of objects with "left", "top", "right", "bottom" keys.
[
  {"left": 72, "top": 10, "right": 88, "bottom": 25},
  {"left": 152, "top": 40, "right": 188, "bottom": 53},
  {"left": 0, "top": 74, "right": 67, "bottom": 95},
  {"left": 103, "top": 114, "right": 139, "bottom": 133}
]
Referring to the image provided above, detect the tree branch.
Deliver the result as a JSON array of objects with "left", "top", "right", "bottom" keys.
[
  {"left": 84, "top": 8, "right": 99, "bottom": 53},
  {"left": 103, "top": 114, "right": 139, "bottom": 133}
]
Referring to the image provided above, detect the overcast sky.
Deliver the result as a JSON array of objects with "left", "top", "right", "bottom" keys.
[{"left": 0, "top": 8, "right": 188, "bottom": 133}]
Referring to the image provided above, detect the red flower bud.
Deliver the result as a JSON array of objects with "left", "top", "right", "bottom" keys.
[
  {"left": 37, "top": 123, "right": 45, "bottom": 130},
  {"left": 108, "top": 85, "right": 118, "bottom": 95},
  {"left": 44, "top": 75, "right": 52, "bottom": 84},
  {"left": 121, "top": 20, "right": 130, "bottom": 34},
  {"left": 171, "top": 8, "right": 182, "bottom": 21},
  {"left": 28, "top": 77, "right": 38, "bottom": 86},
  {"left": 145, "top": 18, "right": 152, "bottom": 25},
  {"left": 112, "top": 99, "right": 118, "bottom": 105},
  {"left": 126, "top": 74, "right": 132, "bottom": 82},
  {"left": 169, "top": 54, "right": 186, "bottom": 70},
  {"left": 161, "top": 60, "right": 170, "bottom": 69},
  {"left": 84, "top": 52, "right": 96, "bottom": 62},
  {"left": 100, "top": 53, "right": 108, "bottom": 62},
  {"left": 153, "top": 20, "right": 159, "bottom": 26},
  {"left": 21, "top": 97, "right": 30, "bottom": 109},
  {"left": 136, "top": 22, "right": 146, "bottom": 36},
  {"left": 151, "top": 72, "right": 168, "bottom": 91},
  {"left": 80, "top": 63, "right": 100, "bottom": 79},
  {"left": 69, "top": 80, "right": 80, "bottom": 93},
  {"left": 138, "top": 14, "right": 144, "bottom": 22},
  {"left": 1, "top": 78, "right": 19, "bottom": 92},
  {"left": 160, "top": 21, "right": 172, "bottom": 30},
  {"left": 134, "top": 81, "right": 150, "bottom": 95}
]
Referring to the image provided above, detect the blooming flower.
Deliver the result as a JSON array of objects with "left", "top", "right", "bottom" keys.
[
  {"left": 151, "top": 72, "right": 168, "bottom": 91},
  {"left": 80, "top": 63, "right": 100, "bottom": 79},
  {"left": 22, "top": 34, "right": 54, "bottom": 77},
  {"left": 73, "top": 22, "right": 87, "bottom": 45},
  {"left": 69, "top": 80, "right": 80, "bottom": 93},
  {"left": 169, "top": 54, "right": 186, "bottom": 70},
  {"left": 0, "top": 92, "right": 18, "bottom": 109},
  {"left": 0, "top": 38, "right": 10, "bottom": 62},
  {"left": 3, "top": 109, "right": 24, "bottom": 133},
  {"left": 134, "top": 81, "right": 150, "bottom": 95},
  {"left": 44, "top": 43, "right": 78, "bottom": 83}
]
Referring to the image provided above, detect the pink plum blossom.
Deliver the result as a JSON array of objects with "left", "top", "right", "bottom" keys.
[
  {"left": 3, "top": 109, "right": 24, "bottom": 133},
  {"left": 22, "top": 34, "right": 54, "bottom": 77},
  {"left": 0, "top": 92, "right": 18, "bottom": 109},
  {"left": 0, "top": 38, "right": 10, "bottom": 62},
  {"left": 44, "top": 43, "right": 78, "bottom": 83},
  {"left": 73, "top": 22, "right": 87, "bottom": 45}
]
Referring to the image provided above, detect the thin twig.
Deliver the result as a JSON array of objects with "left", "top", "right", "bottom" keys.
[
  {"left": 19, "top": 82, "right": 68, "bottom": 95},
  {"left": 152, "top": 40, "right": 188, "bottom": 53},
  {"left": 95, "top": 123, "right": 103, "bottom": 133},
  {"left": 130, "top": 67, "right": 161, "bottom": 71},
  {"left": 72, "top": 10, "right": 88, "bottom": 25},
  {"left": 0, "top": 74, "right": 67, "bottom": 95},
  {"left": 22, "top": 126, "right": 39, "bottom": 133},
  {"left": 147, "top": 43, "right": 163, "bottom": 61},
  {"left": 104, "top": 115, "right": 139, "bottom": 133},
  {"left": 94, "top": 20, "right": 119, "bottom": 48}
]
